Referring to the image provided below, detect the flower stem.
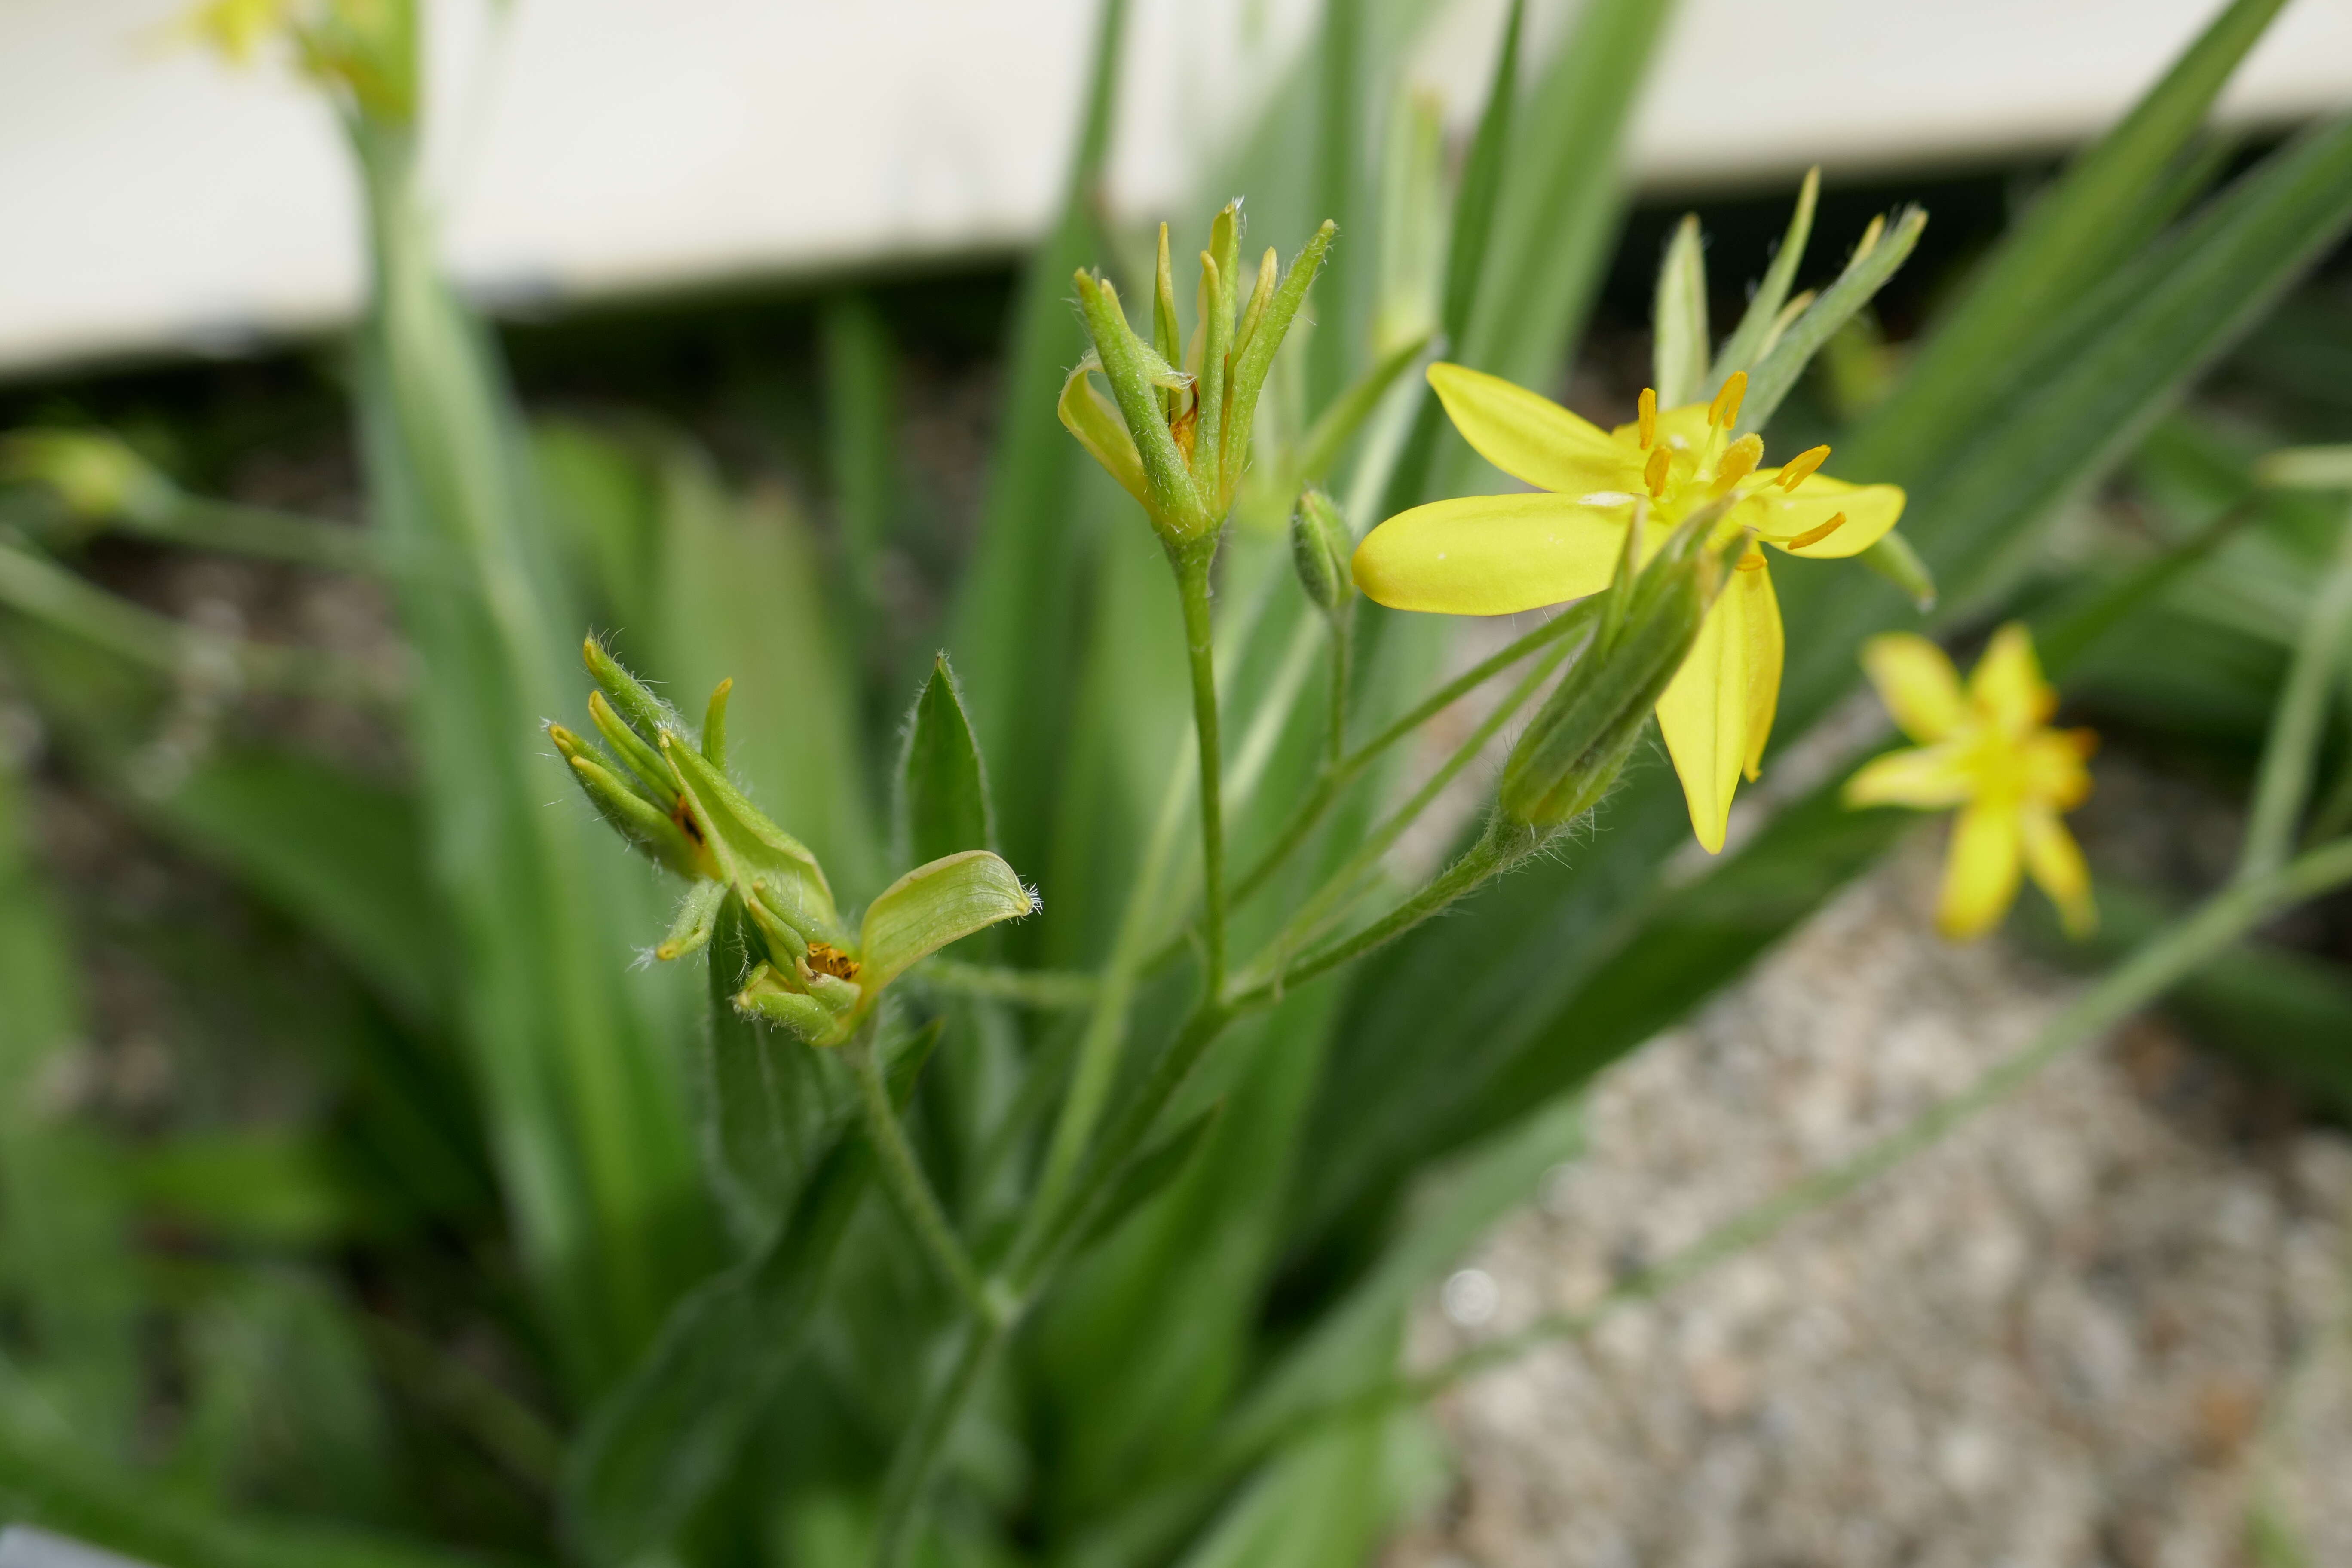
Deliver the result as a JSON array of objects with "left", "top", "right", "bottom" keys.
[
  {"left": 1325, "top": 608, "right": 1354, "bottom": 771},
  {"left": 1230, "top": 601, "right": 1594, "bottom": 909},
  {"left": 1227, "top": 821, "right": 1535, "bottom": 1010},
  {"left": 1174, "top": 544, "right": 1229, "bottom": 998},
  {"left": 850, "top": 1022, "right": 994, "bottom": 1325},
  {"left": 2242, "top": 498, "right": 2352, "bottom": 880}
]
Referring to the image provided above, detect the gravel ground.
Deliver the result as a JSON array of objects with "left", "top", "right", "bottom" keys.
[{"left": 1387, "top": 837, "right": 2352, "bottom": 1568}]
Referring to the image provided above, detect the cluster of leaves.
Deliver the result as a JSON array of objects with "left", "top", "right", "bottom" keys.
[{"left": 0, "top": 0, "right": 2350, "bottom": 1565}]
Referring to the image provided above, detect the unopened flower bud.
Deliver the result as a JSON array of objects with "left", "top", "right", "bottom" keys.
[
  {"left": 1290, "top": 488, "right": 1354, "bottom": 615},
  {"left": 2, "top": 430, "right": 176, "bottom": 523},
  {"left": 1498, "top": 511, "right": 1727, "bottom": 827}
]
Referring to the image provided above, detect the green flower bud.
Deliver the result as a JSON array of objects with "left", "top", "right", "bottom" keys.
[
  {"left": 1498, "top": 511, "right": 1727, "bottom": 828},
  {"left": 1060, "top": 206, "right": 1336, "bottom": 547},
  {"left": 2, "top": 429, "right": 176, "bottom": 523},
  {"left": 1289, "top": 488, "right": 1354, "bottom": 616}
]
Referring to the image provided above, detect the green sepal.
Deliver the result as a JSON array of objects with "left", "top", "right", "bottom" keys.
[
  {"left": 1194, "top": 247, "right": 1233, "bottom": 504},
  {"left": 656, "top": 877, "right": 729, "bottom": 962},
  {"left": 1711, "top": 167, "right": 1819, "bottom": 385},
  {"left": 582, "top": 636, "right": 681, "bottom": 746},
  {"left": 1739, "top": 207, "right": 1929, "bottom": 435},
  {"left": 1231, "top": 248, "right": 1279, "bottom": 372},
  {"left": 701, "top": 678, "right": 732, "bottom": 769},
  {"left": 1074, "top": 271, "right": 1207, "bottom": 538},
  {"left": 588, "top": 689, "right": 677, "bottom": 802},
  {"left": 1651, "top": 213, "right": 1710, "bottom": 407},
  {"left": 736, "top": 964, "right": 842, "bottom": 1044},
  {"left": 1152, "top": 224, "right": 1184, "bottom": 421},
  {"left": 857, "top": 850, "right": 1036, "bottom": 994},
  {"left": 554, "top": 736, "right": 704, "bottom": 878},
  {"left": 1856, "top": 531, "right": 1939, "bottom": 611},
  {"left": 661, "top": 734, "right": 844, "bottom": 944},
  {"left": 1221, "top": 220, "right": 1337, "bottom": 498},
  {"left": 897, "top": 654, "right": 995, "bottom": 866}
]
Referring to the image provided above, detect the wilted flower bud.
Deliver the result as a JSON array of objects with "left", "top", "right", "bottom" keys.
[
  {"left": 559, "top": 638, "right": 1037, "bottom": 1046},
  {"left": 1498, "top": 509, "right": 1729, "bottom": 827},
  {"left": 1060, "top": 204, "right": 1336, "bottom": 549},
  {"left": 1290, "top": 488, "right": 1354, "bottom": 616}
]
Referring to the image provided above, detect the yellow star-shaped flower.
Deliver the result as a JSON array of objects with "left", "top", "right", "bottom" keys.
[
  {"left": 1351, "top": 362, "right": 1908, "bottom": 851},
  {"left": 1845, "top": 623, "right": 2097, "bottom": 941}
]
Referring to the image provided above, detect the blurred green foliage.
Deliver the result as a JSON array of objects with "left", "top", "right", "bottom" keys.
[{"left": 0, "top": 0, "right": 2349, "bottom": 1564}]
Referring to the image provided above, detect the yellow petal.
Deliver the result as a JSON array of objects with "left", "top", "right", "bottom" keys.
[
  {"left": 1352, "top": 493, "right": 1629, "bottom": 616},
  {"left": 2019, "top": 805, "right": 2096, "bottom": 938},
  {"left": 1739, "top": 555, "right": 1782, "bottom": 781},
  {"left": 1936, "top": 797, "right": 2022, "bottom": 941},
  {"left": 1859, "top": 633, "right": 1965, "bottom": 743},
  {"left": 1736, "top": 472, "right": 1907, "bottom": 559},
  {"left": 2019, "top": 728, "right": 2097, "bottom": 810},
  {"left": 1656, "top": 560, "right": 1778, "bottom": 853},
  {"left": 1969, "top": 622, "right": 2055, "bottom": 737},
  {"left": 1844, "top": 742, "right": 1974, "bottom": 809},
  {"left": 1057, "top": 365, "right": 1151, "bottom": 510},
  {"left": 1426, "top": 363, "right": 1641, "bottom": 496}
]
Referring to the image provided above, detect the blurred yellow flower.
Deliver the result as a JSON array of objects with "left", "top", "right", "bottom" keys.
[
  {"left": 1352, "top": 362, "right": 1908, "bottom": 851},
  {"left": 1846, "top": 623, "right": 2097, "bottom": 941}
]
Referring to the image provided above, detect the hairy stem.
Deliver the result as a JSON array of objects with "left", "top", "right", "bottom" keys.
[
  {"left": 1231, "top": 602, "right": 1593, "bottom": 908},
  {"left": 851, "top": 1023, "right": 994, "bottom": 1325},
  {"left": 1175, "top": 545, "right": 1229, "bottom": 997}
]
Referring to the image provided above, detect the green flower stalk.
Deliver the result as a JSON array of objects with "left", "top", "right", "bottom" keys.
[
  {"left": 554, "top": 639, "right": 1037, "bottom": 1047},
  {"left": 1059, "top": 205, "right": 1337, "bottom": 549}
]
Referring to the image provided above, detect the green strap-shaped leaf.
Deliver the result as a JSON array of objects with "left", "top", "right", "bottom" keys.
[
  {"left": 898, "top": 654, "right": 995, "bottom": 866},
  {"left": 1846, "top": 0, "right": 2294, "bottom": 483},
  {"left": 563, "top": 1129, "right": 868, "bottom": 1567},
  {"left": 858, "top": 850, "right": 1036, "bottom": 994}
]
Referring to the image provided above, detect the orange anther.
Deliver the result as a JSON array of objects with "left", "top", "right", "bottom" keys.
[
  {"left": 1786, "top": 511, "right": 1848, "bottom": 550},
  {"left": 1707, "top": 371, "right": 1747, "bottom": 430},
  {"left": 1714, "top": 433, "right": 1764, "bottom": 492},
  {"left": 1644, "top": 444, "right": 1672, "bottom": 498},
  {"left": 1777, "top": 445, "right": 1831, "bottom": 489}
]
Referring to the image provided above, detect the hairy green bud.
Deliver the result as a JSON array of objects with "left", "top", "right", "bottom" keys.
[{"left": 1289, "top": 489, "right": 1354, "bottom": 615}]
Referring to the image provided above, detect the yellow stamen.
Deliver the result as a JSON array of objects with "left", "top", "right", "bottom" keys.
[
  {"left": 1777, "top": 445, "right": 1831, "bottom": 489},
  {"left": 1735, "top": 546, "right": 1768, "bottom": 571},
  {"left": 1786, "top": 511, "right": 1848, "bottom": 550},
  {"left": 1644, "top": 444, "right": 1672, "bottom": 499},
  {"left": 1637, "top": 387, "right": 1657, "bottom": 449},
  {"left": 1713, "top": 433, "right": 1764, "bottom": 493},
  {"left": 1707, "top": 371, "right": 1747, "bottom": 430}
]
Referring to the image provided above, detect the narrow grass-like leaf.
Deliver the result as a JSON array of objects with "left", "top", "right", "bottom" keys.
[
  {"left": 1848, "top": 0, "right": 2294, "bottom": 482},
  {"left": 563, "top": 1130, "right": 868, "bottom": 1567}
]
